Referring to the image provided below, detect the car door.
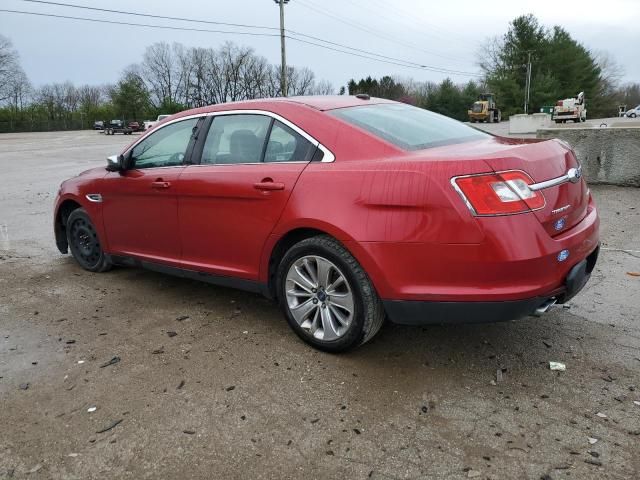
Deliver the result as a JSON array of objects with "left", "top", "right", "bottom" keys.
[
  {"left": 101, "top": 116, "right": 202, "bottom": 265},
  {"left": 178, "top": 113, "right": 317, "bottom": 279}
]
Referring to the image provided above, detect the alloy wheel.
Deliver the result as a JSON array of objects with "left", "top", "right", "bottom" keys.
[{"left": 285, "top": 255, "right": 354, "bottom": 341}]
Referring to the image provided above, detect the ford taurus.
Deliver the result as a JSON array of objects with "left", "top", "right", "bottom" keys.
[{"left": 54, "top": 96, "right": 600, "bottom": 352}]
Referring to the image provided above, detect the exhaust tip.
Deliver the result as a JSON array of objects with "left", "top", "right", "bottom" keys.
[{"left": 532, "top": 298, "right": 557, "bottom": 317}]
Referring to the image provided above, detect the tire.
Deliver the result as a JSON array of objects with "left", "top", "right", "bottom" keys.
[
  {"left": 276, "top": 235, "right": 385, "bottom": 352},
  {"left": 66, "top": 208, "right": 112, "bottom": 273},
  {"left": 630, "top": 113, "right": 637, "bottom": 118}
]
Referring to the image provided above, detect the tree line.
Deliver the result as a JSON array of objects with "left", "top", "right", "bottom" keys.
[
  {"left": 0, "top": 38, "right": 333, "bottom": 132},
  {"left": 348, "top": 15, "right": 639, "bottom": 120},
  {"left": 2, "top": 14, "right": 639, "bottom": 132}
]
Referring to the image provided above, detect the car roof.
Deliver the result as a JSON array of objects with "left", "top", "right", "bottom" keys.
[
  {"left": 268, "top": 95, "right": 396, "bottom": 111},
  {"left": 164, "top": 95, "right": 400, "bottom": 126},
  {"left": 190, "top": 95, "right": 397, "bottom": 114}
]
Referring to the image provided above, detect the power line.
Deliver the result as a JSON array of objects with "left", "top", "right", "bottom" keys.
[
  {"left": 294, "top": 0, "right": 470, "bottom": 64},
  {"left": 0, "top": 7, "right": 481, "bottom": 77},
  {"left": 286, "top": 31, "right": 471, "bottom": 73},
  {"left": 356, "top": 0, "right": 476, "bottom": 46},
  {"left": 286, "top": 36, "right": 482, "bottom": 77},
  {"left": 17, "top": 0, "right": 280, "bottom": 31},
  {"left": 14, "top": 0, "right": 479, "bottom": 75},
  {"left": 0, "top": 9, "right": 281, "bottom": 37}
]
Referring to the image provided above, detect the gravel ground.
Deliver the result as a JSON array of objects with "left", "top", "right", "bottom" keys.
[{"left": 1, "top": 130, "right": 639, "bottom": 479}]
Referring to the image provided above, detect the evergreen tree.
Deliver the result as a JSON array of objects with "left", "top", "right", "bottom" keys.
[{"left": 482, "top": 14, "right": 606, "bottom": 117}]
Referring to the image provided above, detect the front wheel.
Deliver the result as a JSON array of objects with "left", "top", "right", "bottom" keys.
[
  {"left": 277, "top": 235, "right": 385, "bottom": 352},
  {"left": 66, "top": 208, "right": 112, "bottom": 272}
]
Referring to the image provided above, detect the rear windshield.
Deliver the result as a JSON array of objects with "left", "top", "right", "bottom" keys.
[{"left": 330, "top": 103, "right": 489, "bottom": 150}]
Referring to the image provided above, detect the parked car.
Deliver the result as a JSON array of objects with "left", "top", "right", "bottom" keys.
[
  {"left": 104, "top": 119, "right": 133, "bottom": 135},
  {"left": 128, "top": 121, "right": 141, "bottom": 132},
  {"left": 625, "top": 105, "right": 640, "bottom": 118},
  {"left": 54, "top": 96, "right": 600, "bottom": 352},
  {"left": 93, "top": 120, "right": 104, "bottom": 130},
  {"left": 143, "top": 114, "right": 171, "bottom": 131}
]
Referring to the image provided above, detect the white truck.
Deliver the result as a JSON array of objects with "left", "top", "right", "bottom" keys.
[
  {"left": 143, "top": 114, "right": 171, "bottom": 131},
  {"left": 552, "top": 92, "right": 586, "bottom": 123}
]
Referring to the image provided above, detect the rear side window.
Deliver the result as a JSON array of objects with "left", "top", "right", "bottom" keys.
[
  {"left": 265, "top": 121, "right": 316, "bottom": 163},
  {"left": 330, "top": 103, "right": 489, "bottom": 150},
  {"left": 202, "top": 114, "right": 271, "bottom": 165}
]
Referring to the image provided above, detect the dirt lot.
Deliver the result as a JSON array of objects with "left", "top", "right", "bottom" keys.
[{"left": 1, "top": 130, "right": 639, "bottom": 479}]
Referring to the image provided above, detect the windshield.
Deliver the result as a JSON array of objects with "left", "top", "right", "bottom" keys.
[{"left": 330, "top": 103, "right": 489, "bottom": 150}]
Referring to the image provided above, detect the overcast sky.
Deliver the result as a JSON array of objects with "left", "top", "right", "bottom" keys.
[{"left": 2, "top": 0, "right": 639, "bottom": 90}]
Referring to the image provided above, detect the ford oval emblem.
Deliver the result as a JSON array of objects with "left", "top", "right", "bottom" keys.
[
  {"left": 557, "top": 249, "right": 570, "bottom": 262},
  {"left": 567, "top": 167, "right": 582, "bottom": 183},
  {"left": 554, "top": 218, "right": 566, "bottom": 231}
]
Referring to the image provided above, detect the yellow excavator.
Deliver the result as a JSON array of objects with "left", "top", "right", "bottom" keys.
[{"left": 468, "top": 93, "right": 502, "bottom": 123}]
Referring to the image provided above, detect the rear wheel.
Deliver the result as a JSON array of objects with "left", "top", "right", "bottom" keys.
[
  {"left": 66, "top": 208, "right": 111, "bottom": 272},
  {"left": 277, "top": 235, "right": 384, "bottom": 352}
]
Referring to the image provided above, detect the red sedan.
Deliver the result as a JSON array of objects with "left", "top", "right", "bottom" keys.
[{"left": 54, "top": 96, "right": 599, "bottom": 352}]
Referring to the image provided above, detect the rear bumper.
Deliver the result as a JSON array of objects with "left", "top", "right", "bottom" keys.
[{"left": 384, "top": 245, "right": 598, "bottom": 325}]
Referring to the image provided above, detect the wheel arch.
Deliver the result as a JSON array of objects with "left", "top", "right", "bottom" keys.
[
  {"left": 55, "top": 198, "right": 83, "bottom": 253},
  {"left": 265, "top": 227, "right": 330, "bottom": 300},
  {"left": 262, "top": 221, "right": 388, "bottom": 302}
]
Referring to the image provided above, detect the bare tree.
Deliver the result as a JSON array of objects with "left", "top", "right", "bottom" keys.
[
  {"left": 142, "top": 42, "right": 183, "bottom": 108},
  {"left": 5, "top": 69, "right": 31, "bottom": 112},
  {"left": 0, "top": 35, "right": 29, "bottom": 105},
  {"left": 312, "top": 80, "right": 334, "bottom": 95},
  {"left": 286, "top": 66, "right": 315, "bottom": 96},
  {"left": 477, "top": 35, "right": 504, "bottom": 78},
  {"left": 78, "top": 84, "right": 106, "bottom": 111},
  {"left": 593, "top": 50, "right": 624, "bottom": 92}
]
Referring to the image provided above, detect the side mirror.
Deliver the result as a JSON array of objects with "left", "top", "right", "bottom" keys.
[
  {"left": 106, "top": 153, "right": 134, "bottom": 171},
  {"left": 106, "top": 154, "right": 121, "bottom": 172},
  {"left": 122, "top": 152, "right": 135, "bottom": 170}
]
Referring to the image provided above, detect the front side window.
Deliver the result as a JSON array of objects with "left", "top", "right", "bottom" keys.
[
  {"left": 130, "top": 118, "right": 198, "bottom": 169},
  {"left": 202, "top": 114, "right": 271, "bottom": 165},
  {"left": 265, "top": 120, "right": 316, "bottom": 163},
  {"left": 330, "top": 103, "right": 489, "bottom": 151}
]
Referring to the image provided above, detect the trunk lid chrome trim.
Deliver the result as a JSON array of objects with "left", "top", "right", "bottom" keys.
[{"left": 529, "top": 165, "right": 582, "bottom": 191}]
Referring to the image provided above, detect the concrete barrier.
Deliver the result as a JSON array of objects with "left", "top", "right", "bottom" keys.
[
  {"left": 537, "top": 125, "right": 640, "bottom": 187},
  {"left": 509, "top": 113, "right": 552, "bottom": 134}
]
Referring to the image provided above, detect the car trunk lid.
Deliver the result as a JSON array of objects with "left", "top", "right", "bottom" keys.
[{"left": 477, "top": 137, "right": 589, "bottom": 235}]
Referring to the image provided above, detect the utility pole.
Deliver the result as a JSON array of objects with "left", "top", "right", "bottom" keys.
[
  {"left": 274, "top": 0, "right": 290, "bottom": 97},
  {"left": 524, "top": 51, "right": 532, "bottom": 114}
]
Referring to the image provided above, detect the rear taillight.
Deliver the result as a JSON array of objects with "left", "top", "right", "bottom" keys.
[{"left": 452, "top": 170, "right": 545, "bottom": 216}]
